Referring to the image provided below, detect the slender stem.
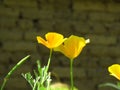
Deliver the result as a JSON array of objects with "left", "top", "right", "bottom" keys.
[
  {"left": 70, "top": 59, "right": 74, "bottom": 90},
  {"left": 41, "top": 49, "right": 52, "bottom": 85},
  {"left": 46, "top": 49, "right": 52, "bottom": 72},
  {"left": 47, "top": 73, "right": 51, "bottom": 90},
  {"left": 0, "top": 55, "right": 30, "bottom": 90},
  {"left": 45, "top": 49, "right": 52, "bottom": 90}
]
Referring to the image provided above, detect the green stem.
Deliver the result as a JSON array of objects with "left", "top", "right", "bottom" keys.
[
  {"left": 41, "top": 49, "right": 52, "bottom": 85},
  {"left": 0, "top": 55, "right": 30, "bottom": 90},
  {"left": 70, "top": 59, "right": 74, "bottom": 90},
  {"left": 46, "top": 49, "right": 52, "bottom": 72},
  {"left": 47, "top": 73, "right": 51, "bottom": 90}
]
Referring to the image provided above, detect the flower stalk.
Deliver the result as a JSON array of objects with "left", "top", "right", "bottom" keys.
[
  {"left": 70, "top": 59, "right": 74, "bottom": 90},
  {"left": 46, "top": 49, "right": 53, "bottom": 72}
]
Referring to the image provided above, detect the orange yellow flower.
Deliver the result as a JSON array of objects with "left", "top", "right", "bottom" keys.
[
  {"left": 108, "top": 64, "right": 120, "bottom": 80},
  {"left": 37, "top": 32, "right": 66, "bottom": 49},
  {"left": 54, "top": 35, "right": 90, "bottom": 60}
]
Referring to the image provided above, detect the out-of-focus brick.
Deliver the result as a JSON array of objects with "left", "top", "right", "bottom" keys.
[
  {"left": 116, "top": 58, "right": 120, "bottom": 64},
  {"left": 88, "top": 22, "right": 107, "bottom": 34},
  {"left": 38, "top": 20, "right": 54, "bottom": 31},
  {"left": 74, "top": 56, "right": 99, "bottom": 68},
  {"left": 0, "top": 17, "right": 16, "bottom": 28},
  {"left": 54, "top": 0, "right": 71, "bottom": 11},
  {"left": 25, "top": 30, "right": 45, "bottom": 41},
  {"left": 0, "top": 6, "right": 19, "bottom": 18},
  {"left": 0, "top": 30, "right": 22, "bottom": 41},
  {"left": 98, "top": 57, "right": 116, "bottom": 67},
  {"left": 53, "top": 20, "right": 72, "bottom": 33},
  {"left": 0, "top": 64, "right": 7, "bottom": 75},
  {"left": 88, "top": 12, "right": 119, "bottom": 22},
  {"left": 73, "top": 12, "right": 88, "bottom": 21},
  {"left": 51, "top": 55, "right": 69, "bottom": 66},
  {"left": 105, "top": 22, "right": 120, "bottom": 35},
  {"left": 0, "top": 52, "right": 12, "bottom": 64},
  {"left": 4, "top": 0, "right": 37, "bottom": 8},
  {"left": 6, "top": 77, "right": 28, "bottom": 89},
  {"left": 52, "top": 67, "right": 86, "bottom": 78},
  {"left": 73, "top": 1, "right": 105, "bottom": 12},
  {"left": 89, "top": 45, "right": 120, "bottom": 57},
  {"left": 107, "top": 3, "right": 120, "bottom": 12},
  {"left": 2, "top": 41, "right": 37, "bottom": 52},
  {"left": 75, "top": 80, "right": 96, "bottom": 90},
  {"left": 87, "top": 68, "right": 107, "bottom": 78},
  {"left": 40, "top": 3, "right": 54, "bottom": 12},
  {"left": 39, "top": 10, "right": 54, "bottom": 19},
  {"left": 20, "top": 8, "right": 53, "bottom": 20},
  {"left": 18, "top": 19, "right": 34, "bottom": 30},
  {"left": 73, "top": 21, "right": 91, "bottom": 34},
  {"left": 28, "top": 52, "right": 42, "bottom": 64},
  {"left": 20, "top": 8, "right": 41, "bottom": 19},
  {"left": 85, "top": 35, "right": 117, "bottom": 45}
]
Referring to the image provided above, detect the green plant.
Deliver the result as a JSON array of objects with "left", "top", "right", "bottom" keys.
[
  {"left": 0, "top": 32, "right": 90, "bottom": 90},
  {"left": 0, "top": 55, "right": 30, "bottom": 90},
  {"left": 22, "top": 60, "right": 51, "bottom": 90}
]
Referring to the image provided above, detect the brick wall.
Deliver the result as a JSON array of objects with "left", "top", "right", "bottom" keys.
[{"left": 0, "top": 0, "right": 120, "bottom": 90}]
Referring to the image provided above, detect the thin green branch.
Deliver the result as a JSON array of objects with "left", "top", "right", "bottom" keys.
[{"left": 0, "top": 55, "right": 30, "bottom": 90}]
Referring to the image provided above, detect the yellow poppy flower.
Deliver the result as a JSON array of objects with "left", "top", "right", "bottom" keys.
[
  {"left": 37, "top": 32, "right": 66, "bottom": 49},
  {"left": 54, "top": 35, "right": 90, "bottom": 60},
  {"left": 108, "top": 64, "right": 120, "bottom": 80}
]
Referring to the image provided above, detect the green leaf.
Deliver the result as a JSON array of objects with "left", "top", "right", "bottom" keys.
[
  {"left": 99, "top": 82, "right": 120, "bottom": 90},
  {"left": 37, "top": 60, "right": 42, "bottom": 76},
  {"left": 22, "top": 72, "right": 34, "bottom": 88},
  {"left": 38, "top": 86, "right": 47, "bottom": 90},
  {"left": 22, "top": 60, "right": 52, "bottom": 90},
  {"left": 117, "top": 82, "right": 120, "bottom": 88},
  {"left": 1, "top": 55, "right": 30, "bottom": 90},
  {"left": 34, "top": 70, "right": 39, "bottom": 79}
]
